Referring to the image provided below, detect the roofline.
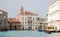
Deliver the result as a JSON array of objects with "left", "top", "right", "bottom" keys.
[
  {"left": 49, "top": 0, "right": 60, "bottom": 7},
  {"left": 0, "top": 9, "right": 7, "bottom": 13}
]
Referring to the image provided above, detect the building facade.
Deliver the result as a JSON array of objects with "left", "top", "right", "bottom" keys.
[
  {"left": 37, "top": 18, "right": 46, "bottom": 30},
  {"left": 8, "top": 18, "right": 21, "bottom": 30},
  {"left": 16, "top": 7, "right": 40, "bottom": 30},
  {"left": 0, "top": 10, "right": 8, "bottom": 30},
  {"left": 48, "top": 0, "right": 60, "bottom": 31}
]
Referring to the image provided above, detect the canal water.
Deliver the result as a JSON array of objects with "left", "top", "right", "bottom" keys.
[{"left": 0, "top": 31, "right": 47, "bottom": 37}]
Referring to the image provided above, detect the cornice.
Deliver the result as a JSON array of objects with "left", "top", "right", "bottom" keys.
[
  {"left": 49, "top": 0, "right": 60, "bottom": 7},
  {"left": 48, "top": 10, "right": 60, "bottom": 15}
]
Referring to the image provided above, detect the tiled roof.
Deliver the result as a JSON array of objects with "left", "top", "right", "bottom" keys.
[
  {"left": 8, "top": 18, "right": 21, "bottom": 23},
  {"left": 21, "top": 11, "right": 37, "bottom": 15}
]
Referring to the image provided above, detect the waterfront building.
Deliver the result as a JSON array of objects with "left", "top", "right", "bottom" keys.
[
  {"left": 8, "top": 18, "right": 21, "bottom": 30},
  {"left": 0, "top": 10, "right": 8, "bottom": 30},
  {"left": 37, "top": 18, "right": 46, "bottom": 30},
  {"left": 48, "top": 0, "right": 60, "bottom": 31},
  {"left": 16, "top": 7, "right": 40, "bottom": 30}
]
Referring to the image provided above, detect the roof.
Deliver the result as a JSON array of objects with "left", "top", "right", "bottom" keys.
[
  {"left": 0, "top": 10, "right": 7, "bottom": 14},
  {"left": 0, "top": 10, "right": 7, "bottom": 12},
  {"left": 37, "top": 17, "right": 45, "bottom": 21},
  {"left": 21, "top": 11, "right": 37, "bottom": 15},
  {"left": 8, "top": 18, "right": 21, "bottom": 23}
]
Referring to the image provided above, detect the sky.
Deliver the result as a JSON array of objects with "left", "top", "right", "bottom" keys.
[{"left": 0, "top": 0, "right": 53, "bottom": 18}]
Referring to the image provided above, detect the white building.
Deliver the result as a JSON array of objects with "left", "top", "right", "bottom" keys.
[
  {"left": 16, "top": 7, "right": 40, "bottom": 30},
  {"left": 48, "top": 0, "right": 60, "bottom": 31},
  {"left": 37, "top": 18, "right": 46, "bottom": 30}
]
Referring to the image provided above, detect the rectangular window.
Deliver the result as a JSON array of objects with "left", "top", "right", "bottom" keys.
[{"left": 28, "top": 17, "right": 32, "bottom": 19}]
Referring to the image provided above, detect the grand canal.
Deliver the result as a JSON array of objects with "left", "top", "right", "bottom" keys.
[{"left": 0, "top": 31, "right": 47, "bottom": 37}]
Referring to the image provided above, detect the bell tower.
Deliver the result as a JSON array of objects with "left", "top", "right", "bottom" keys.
[{"left": 21, "top": 6, "right": 23, "bottom": 13}]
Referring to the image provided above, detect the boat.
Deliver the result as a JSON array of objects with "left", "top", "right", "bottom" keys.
[
  {"left": 44, "top": 26, "right": 56, "bottom": 34},
  {"left": 38, "top": 29, "right": 44, "bottom": 32},
  {"left": 38, "top": 26, "right": 44, "bottom": 32}
]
